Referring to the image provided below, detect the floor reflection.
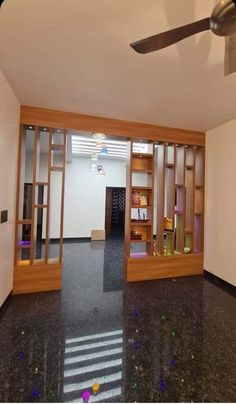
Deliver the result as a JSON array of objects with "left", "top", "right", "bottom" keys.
[
  {"left": 0, "top": 238, "right": 235, "bottom": 402},
  {"left": 63, "top": 329, "right": 123, "bottom": 402}
]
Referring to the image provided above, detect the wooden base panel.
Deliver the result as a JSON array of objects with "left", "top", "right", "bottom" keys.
[
  {"left": 13, "top": 263, "right": 62, "bottom": 295},
  {"left": 126, "top": 253, "right": 203, "bottom": 282}
]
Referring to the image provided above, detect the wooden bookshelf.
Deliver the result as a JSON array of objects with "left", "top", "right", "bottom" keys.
[
  {"left": 125, "top": 141, "right": 205, "bottom": 282},
  {"left": 125, "top": 141, "right": 155, "bottom": 258}
]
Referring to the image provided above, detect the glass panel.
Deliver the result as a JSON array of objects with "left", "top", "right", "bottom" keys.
[
  {"left": 48, "top": 170, "right": 62, "bottom": 261},
  {"left": 18, "top": 129, "right": 35, "bottom": 221},
  {"left": 52, "top": 129, "right": 64, "bottom": 145},
  {"left": 17, "top": 224, "right": 31, "bottom": 264},
  {"left": 37, "top": 130, "right": 50, "bottom": 183},
  {"left": 175, "top": 145, "right": 185, "bottom": 185},
  {"left": 185, "top": 146, "right": 194, "bottom": 167},
  {"left": 195, "top": 147, "right": 204, "bottom": 187},
  {"left": 163, "top": 232, "right": 174, "bottom": 255},
  {"left": 35, "top": 207, "right": 47, "bottom": 261},
  {"left": 184, "top": 233, "right": 192, "bottom": 254}
]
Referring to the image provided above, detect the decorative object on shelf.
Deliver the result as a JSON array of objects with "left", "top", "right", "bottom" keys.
[
  {"left": 163, "top": 246, "right": 168, "bottom": 255},
  {"left": 131, "top": 230, "right": 142, "bottom": 240},
  {"left": 153, "top": 241, "right": 158, "bottom": 256},
  {"left": 97, "top": 165, "right": 105, "bottom": 175},
  {"left": 82, "top": 390, "right": 90, "bottom": 403},
  {"left": 92, "top": 383, "right": 100, "bottom": 396},
  {"left": 142, "top": 212, "right": 146, "bottom": 220},
  {"left": 164, "top": 217, "right": 173, "bottom": 231},
  {"left": 140, "top": 192, "right": 148, "bottom": 206},
  {"left": 184, "top": 247, "right": 191, "bottom": 254},
  {"left": 132, "top": 190, "right": 140, "bottom": 206}
]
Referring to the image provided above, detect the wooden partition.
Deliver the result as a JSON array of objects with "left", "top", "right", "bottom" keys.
[
  {"left": 17, "top": 106, "right": 205, "bottom": 290},
  {"left": 13, "top": 125, "right": 66, "bottom": 294},
  {"left": 125, "top": 141, "right": 205, "bottom": 282}
]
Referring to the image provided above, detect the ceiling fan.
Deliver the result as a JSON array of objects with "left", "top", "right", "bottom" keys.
[{"left": 130, "top": 0, "right": 236, "bottom": 76}]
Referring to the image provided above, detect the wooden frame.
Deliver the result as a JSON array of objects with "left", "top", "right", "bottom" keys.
[
  {"left": 20, "top": 106, "right": 205, "bottom": 145},
  {"left": 14, "top": 107, "right": 205, "bottom": 293},
  {"left": 13, "top": 125, "right": 66, "bottom": 294}
]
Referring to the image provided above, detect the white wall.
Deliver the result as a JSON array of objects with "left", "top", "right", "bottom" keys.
[
  {"left": 0, "top": 70, "right": 20, "bottom": 307},
  {"left": 205, "top": 119, "right": 236, "bottom": 286},
  {"left": 64, "top": 156, "right": 126, "bottom": 238}
]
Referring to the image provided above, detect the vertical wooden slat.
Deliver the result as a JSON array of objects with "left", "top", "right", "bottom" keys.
[
  {"left": 156, "top": 144, "right": 165, "bottom": 255},
  {"left": 59, "top": 130, "right": 67, "bottom": 263},
  {"left": 124, "top": 140, "right": 132, "bottom": 258},
  {"left": 147, "top": 142, "right": 155, "bottom": 255},
  {"left": 14, "top": 125, "right": 24, "bottom": 265},
  {"left": 30, "top": 127, "right": 39, "bottom": 264},
  {"left": 45, "top": 128, "right": 53, "bottom": 263}
]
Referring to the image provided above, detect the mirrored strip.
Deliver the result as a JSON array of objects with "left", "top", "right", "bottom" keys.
[
  {"left": 64, "top": 358, "right": 122, "bottom": 378},
  {"left": 65, "top": 338, "right": 123, "bottom": 354},
  {"left": 68, "top": 387, "right": 122, "bottom": 403},
  {"left": 66, "top": 330, "right": 122, "bottom": 344},
  {"left": 63, "top": 371, "right": 122, "bottom": 393},
  {"left": 65, "top": 347, "right": 123, "bottom": 365}
]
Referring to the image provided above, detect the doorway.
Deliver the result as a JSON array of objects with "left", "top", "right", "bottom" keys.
[{"left": 105, "top": 187, "right": 126, "bottom": 238}]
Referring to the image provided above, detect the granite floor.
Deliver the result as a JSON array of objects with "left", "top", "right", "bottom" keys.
[{"left": 0, "top": 236, "right": 235, "bottom": 403}]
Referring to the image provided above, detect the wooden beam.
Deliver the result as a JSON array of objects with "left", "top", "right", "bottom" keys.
[{"left": 20, "top": 106, "right": 205, "bottom": 146}]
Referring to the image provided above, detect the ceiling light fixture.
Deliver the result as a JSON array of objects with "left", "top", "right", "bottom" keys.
[{"left": 92, "top": 132, "right": 107, "bottom": 141}]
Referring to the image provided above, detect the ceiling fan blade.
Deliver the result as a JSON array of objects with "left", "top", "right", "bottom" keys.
[
  {"left": 224, "top": 35, "right": 236, "bottom": 76},
  {"left": 130, "top": 18, "right": 210, "bottom": 54}
]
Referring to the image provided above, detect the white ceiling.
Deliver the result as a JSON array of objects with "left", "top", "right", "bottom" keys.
[{"left": 0, "top": 0, "right": 236, "bottom": 132}]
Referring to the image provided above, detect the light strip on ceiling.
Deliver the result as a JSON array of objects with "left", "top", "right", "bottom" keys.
[
  {"left": 72, "top": 136, "right": 126, "bottom": 146},
  {"left": 72, "top": 144, "right": 127, "bottom": 152},
  {"left": 72, "top": 142, "right": 127, "bottom": 150},
  {"left": 72, "top": 151, "right": 126, "bottom": 158},
  {"left": 72, "top": 149, "right": 126, "bottom": 156}
]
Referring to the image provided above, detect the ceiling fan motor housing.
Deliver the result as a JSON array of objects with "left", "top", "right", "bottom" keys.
[{"left": 210, "top": 0, "right": 236, "bottom": 36}]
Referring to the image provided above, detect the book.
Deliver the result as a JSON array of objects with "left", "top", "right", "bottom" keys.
[
  {"left": 140, "top": 192, "right": 148, "bottom": 206},
  {"left": 132, "top": 191, "right": 140, "bottom": 206}
]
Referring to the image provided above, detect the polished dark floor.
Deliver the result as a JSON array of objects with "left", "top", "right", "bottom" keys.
[{"left": 0, "top": 236, "right": 236, "bottom": 403}]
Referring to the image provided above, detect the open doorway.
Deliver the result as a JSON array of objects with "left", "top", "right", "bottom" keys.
[{"left": 105, "top": 187, "right": 126, "bottom": 238}]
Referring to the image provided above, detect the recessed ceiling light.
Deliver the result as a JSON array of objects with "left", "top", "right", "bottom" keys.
[
  {"left": 44, "top": 128, "right": 47, "bottom": 131},
  {"left": 29, "top": 126, "right": 33, "bottom": 130}
]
